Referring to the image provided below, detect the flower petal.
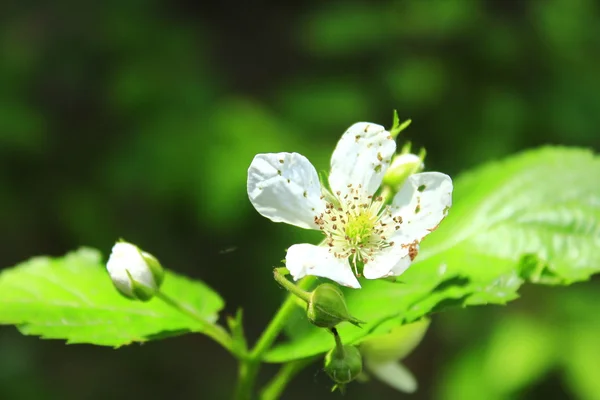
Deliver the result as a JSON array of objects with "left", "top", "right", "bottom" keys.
[
  {"left": 366, "top": 361, "right": 418, "bottom": 393},
  {"left": 286, "top": 243, "right": 361, "bottom": 288},
  {"left": 363, "top": 246, "right": 414, "bottom": 280},
  {"left": 389, "top": 253, "right": 414, "bottom": 277},
  {"left": 389, "top": 172, "right": 453, "bottom": 245},
  {"left": 362, "top": 245, "right": 406, "bottom": 279},
  {"left": 329, "top": 122, "right": 396, "bottom": 197},
  {"left": 247, "top": 152, "right": 325, "bottom": 230}
]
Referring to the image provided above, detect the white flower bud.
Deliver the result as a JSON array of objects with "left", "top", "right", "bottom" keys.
[{"left": 106, "top": 241, "right": 164, "bottom": 301}]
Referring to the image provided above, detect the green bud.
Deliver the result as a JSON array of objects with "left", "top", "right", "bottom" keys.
[
  {"left": 307, "top": 283, "right": 364, "bottom": 328},
  {"left": 106, "top": 241, "right": 165, "bottom": 302},
  {"left": 324, "top": 344, "right": 363, "bottom": 385},
  {"left": 382, "top": 152, "right": 424, "bottom": 189}
]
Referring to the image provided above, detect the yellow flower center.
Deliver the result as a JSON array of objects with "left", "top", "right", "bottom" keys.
[
  {"left": 345, "top": 211, "right": 376, "bottom": 246},
  {"left": 312, "top": 183, "right": 403, "bottom": 274}
]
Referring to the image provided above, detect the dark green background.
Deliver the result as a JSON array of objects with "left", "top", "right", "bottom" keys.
[{"left": 1, "top": 0, "right": 599, "bottom": 398}]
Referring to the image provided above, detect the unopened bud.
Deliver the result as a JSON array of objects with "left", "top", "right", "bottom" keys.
[
  {"left": 382, "top": 153, "right": 424, "bottom": 189},
  {"left": 307, "top": 283, "right": 364, "bottom": 328},
  {"left": 324, "top": 344, "right": 363, "bottom": 385},
  {"left": 106, "top": 241, "right": 164, "bottom": 301}
]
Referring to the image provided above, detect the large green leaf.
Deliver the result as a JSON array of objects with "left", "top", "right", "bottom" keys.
[
  {"left": 0, "top": 248, "right": 224, "bottom": 347},
  {"left": 266, "top": 146, "right": 600, "bottom": 362}
]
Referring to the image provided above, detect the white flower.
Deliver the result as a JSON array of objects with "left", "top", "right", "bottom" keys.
[
  {"left": 106, "top": 241, "right": 164, "bottom": 301},
  {"left": 247, "top": 122, "right": 453, "bottom": 288}
]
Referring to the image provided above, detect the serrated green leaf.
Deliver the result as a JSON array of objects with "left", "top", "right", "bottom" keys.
[
  {"left": 0, "top": 248, "right": 224, "bottom": 347},
  {"left": 266, "top": 146, "right": 600, "bottom": 362}
]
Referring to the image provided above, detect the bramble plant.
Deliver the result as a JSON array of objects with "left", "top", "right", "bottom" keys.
[{"left": 1, "top": 112, "right": 599, "bottom": 399}]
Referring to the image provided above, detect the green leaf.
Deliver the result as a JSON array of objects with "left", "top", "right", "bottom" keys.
[
  {"left": 0, "top": 248, "right": 224, "bottom": 347},
  {"left": 266, "top": 146, "right": 600, "bottom": 362}
]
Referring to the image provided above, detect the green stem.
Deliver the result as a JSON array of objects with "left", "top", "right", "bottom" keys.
[
  {"left": 234, "top": 274, "right": 316, "bottom": 400},
  {"left": 251, "top": 274, "right": 315, "bottom": 358},
  {"left": 330, "top": 327, "right": 345, "bottom": 358},
  {"left": 156, "top": 291, "right": 234, "bottom": 354},
  {"left": 259, "top": 357, "right": 318, "bottom": 400},
  {"left": 272, "top": 268, "right": 311, "bottom": 303}
]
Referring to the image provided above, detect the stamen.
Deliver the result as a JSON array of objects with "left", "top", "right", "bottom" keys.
[{"left": 317, "top": 182, "right": 401, "bottom": 274}]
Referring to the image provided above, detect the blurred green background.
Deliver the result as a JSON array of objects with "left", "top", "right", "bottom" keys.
[{"left": 1, "top": 0, "right": 599, "bottom": 398}]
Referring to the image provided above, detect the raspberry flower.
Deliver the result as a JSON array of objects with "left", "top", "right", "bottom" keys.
[{"left": 247, "top": 122, "right": 452, "bottom": 288}]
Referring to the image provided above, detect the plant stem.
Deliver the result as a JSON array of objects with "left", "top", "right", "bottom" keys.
[
  {"left": 156, "top": 291, "right": 234, "bottom": 354},
  {"left": 272, "top": 267, "right": 311, "bottom": 303},
  {"left": 259, "top": 358, "right": 318, "bottom": 400},
  {"left": 330, "top": 327, "right": 345, "bottom": 358},
  {"left": 234, "top": 274, "right": 316, "bottom": 400},
  {"left": 251, "top": 274, "right": 315, "bottom": 359}
]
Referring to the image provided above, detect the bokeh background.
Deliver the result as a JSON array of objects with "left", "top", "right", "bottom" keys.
[{"left": 1, "top": 0, "right": 600, "bottom": 399}]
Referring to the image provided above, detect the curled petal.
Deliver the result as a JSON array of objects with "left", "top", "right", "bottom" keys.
[
  {"left": 286, "top": 244, "right": 361, "bottom": 288},
  {"left": 366, "top": 361, "right": 418, "bottom": 393},
  {"left": 390, "top": 172, "right": 453, "bottom": 245},
  {"left": 329, "top": 122, "right": 396, "bottom": 197},
  {"left": 247, "top": 152, "right": 325, "bottom": 230}
]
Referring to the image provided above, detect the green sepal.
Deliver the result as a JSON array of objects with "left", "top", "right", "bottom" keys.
[
  {"left": 126, "top": 270, "right": 156, "bottom": 302},
  {"left": 390, "top": 110, "right": 412, "bottom": 138},
  {"left": 324, "top": 344, "right": 363, "bottom": 385},
  {"left": 141, "top": 251, "right": 165, "bottom": 288},
  {"left": 307, "top": 284, "right": 364, "bottom": 328}
]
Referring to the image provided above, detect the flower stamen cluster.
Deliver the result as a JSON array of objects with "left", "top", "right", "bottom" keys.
[{"left": 314, "top": 184, "right": 403, "bottom": 275}]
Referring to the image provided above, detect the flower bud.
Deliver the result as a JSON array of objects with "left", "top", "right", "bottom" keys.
[
  {"left": 106, "top": 241, "right": 164, "bottom": 301},
  {"left": 307, "top": 283, "right": 364, "bottom": 328},
  {"left": 324, "top": 344, "right": 363, "bottom": 385},
  {"left": 382, "top": 153, "right": 424, "bottom": 189}
]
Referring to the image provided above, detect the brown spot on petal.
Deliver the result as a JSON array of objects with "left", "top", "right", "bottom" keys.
[
  {"left": 427, "top": 222, "right": 441, "bottom": 232},
  {"left": 408, "top": 243, "right": 419, "bottom": 261}
]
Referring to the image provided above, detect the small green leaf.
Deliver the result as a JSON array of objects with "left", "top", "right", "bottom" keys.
[
  {"left": 227, "top": 308, "right": 248, "bottom": 355},
  {"left": 266, "top": 146, "right": 600, "bottom": 362},
  {"left": 0, "top": 248, "right": 224, "bottom": 347}
]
